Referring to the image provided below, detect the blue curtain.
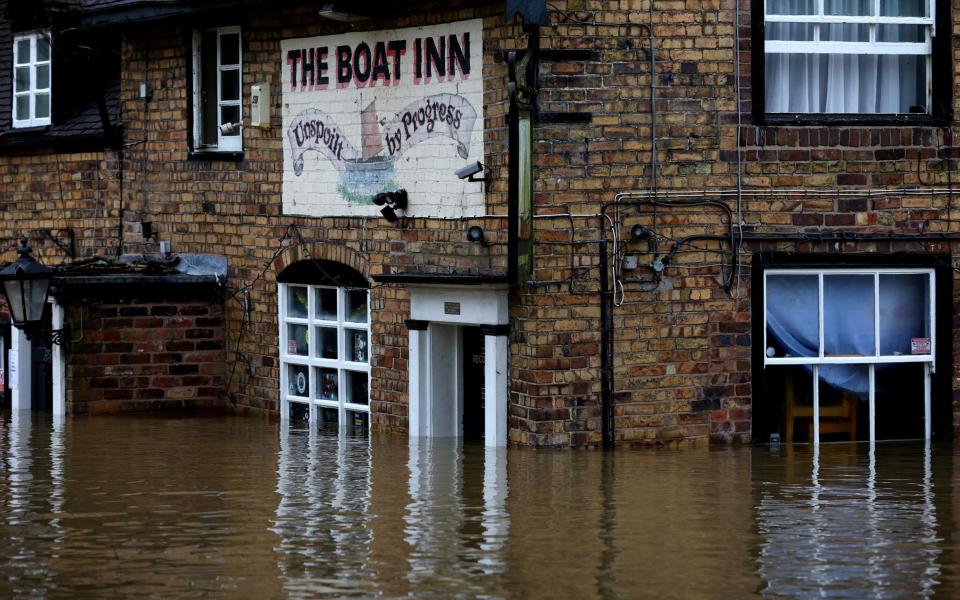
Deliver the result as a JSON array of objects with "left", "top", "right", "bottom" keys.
[{"left": 766, "top": 273, "right": 928, "bottom": 394}]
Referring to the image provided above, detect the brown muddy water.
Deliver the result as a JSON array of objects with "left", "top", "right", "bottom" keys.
[{"left": 0, "top": 412, "right": 957, "bottom": 598}]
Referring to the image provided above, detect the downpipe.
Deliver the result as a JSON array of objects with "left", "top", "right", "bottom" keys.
[{"left": 599, "top": 240, "right": 615, "bottom": 449}]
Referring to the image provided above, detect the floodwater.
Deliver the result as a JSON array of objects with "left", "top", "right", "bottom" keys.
[{"left": 0, "top": 413, "right": 957, "bottom": 598}]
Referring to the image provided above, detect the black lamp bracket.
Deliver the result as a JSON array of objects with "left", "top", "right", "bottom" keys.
[{"left": 23, "top": 323, "right": 70, "bottom": 348}]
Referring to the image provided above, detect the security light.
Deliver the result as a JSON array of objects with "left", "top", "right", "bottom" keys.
[
  {"left": 372, "top": 189, "right": 407, "bottom": 209},
  {"left": 373, "top": 189, "right": 408, "bottom": 224},
  {"left": 467, "top": 226, "right": 485, "bottom": 243},
  {"left": 630, "top": 224, "right": 651, "bottom": 241},
  {"left": 318, "top": 3, "right": 370, "bottom": 21},
  {"left": 380, "top": 205, "right": 398, "bottom": 223}
]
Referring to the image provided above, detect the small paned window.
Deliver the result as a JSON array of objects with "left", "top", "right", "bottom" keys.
[
  {"left": 763, "top": 0, "right": 936, "bottom": 114},
  {"left": 12, "top": 32, "right": 51, "bottom": 128},
  {"left": 279, "top": 283, "right": 370, "bottom": 430},
  {"left": 192, "top": 26, "right": 241, "bottom": 152}
]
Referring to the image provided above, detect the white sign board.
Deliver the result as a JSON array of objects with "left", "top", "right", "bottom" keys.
[{"left": 281, "top": 19, "right": 485, "bottom": 218}]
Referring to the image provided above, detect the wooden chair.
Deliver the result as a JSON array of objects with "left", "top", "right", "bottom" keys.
[{"left": 784, "top": 372, "right": 858, "bottom": 443}]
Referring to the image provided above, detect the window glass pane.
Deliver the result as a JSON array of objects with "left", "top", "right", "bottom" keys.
[
  {"left": 316, "top": 288, "right": 337, "bottom": 320},
  {"left": 816, "top": 365, "right": 866, "bottom": 442},
  {"left": 34, "top": 94, "right": 49, "bottom": 119},
  {"left": 14, "top": 96, "right": 28, "bottom": 120},
  {"left": 877, "top": 24, "right": 925, "bottom": 42},
  {"left": 766, "top": 53, "right": 927, "bottom": 114},
  {"left": 36, "top": 36, "right": 50, "bottom": 62},
  {"left": 875, "top": 363, "right": 925, "bottom": 440},
  {"left": 287, "top": 323, "right": 308, "bottom": 356},
  {"left": 824, "top": 0, "right": 873, "bottom": 16},
  {"left": 771, "top": 365, "right": 811, "bottom": 443},
  {"left": 348, "top": 410, "right": 369, "bottom": 431},
  {"left": 15, "top": 39, "right": 30, "bottom": 64},
  {"left": 200, "top": 31, "right": 219, "bottom": 145},
  {"left": 767, "top": 23, "right": 814, "bottom": 41},
  {"left": 767, "top": 0, "right": 815, "bottom": 14},
  {"left": 346, "top": 329, "right": 368, "bottom": 363},
  {"left": 315, "top": 326, "right": 338, "bottom": 359},
  {"left": 220, "top": 32, "right": 240, "bottom": 66},
  {"left": 286, "top": 285, "right": 308, "bottom": 318},
  {"left": 766, "top": 274, "right": 819, "bottom": 358},
  {"left": 35, "top": 64, "right": 50, "bottom": 90},
  {"left": 346, "top": 370, "right": 369, "bottom": 405},
  {"left": 287, "top": 363, "right": 309, "bottom": 398},
  {"left": 823, "top": 274, "right": 875, "bottom": 356},
  {"left": 821, "top": 23, "right": 870, "bottom": 41},
  {"left": 315, "top": 367, "right": 339, "bottom": 401},
  {"left": 220, "top": 105, "right": 240, "bottom": 133},
  {"left": 879, "top": 274, "right": 930, "bottom": 355},
  {"left": 15, "top": 67, "right": 29, "bottom": 92},
  {"left": 880, "top": 0, "right": 927, "bottom": 17},
  {"left": 317, "top": 406, "right": 339, "bottom": 425},
  {"left": 220, "top": 69, "right": 240, "bottom": 101},
  {"left": 346, "top": 289, "right": 368, "bottom": 323},
  {"left": 288, "top": 400, "right": 309, "bottom": 422}
]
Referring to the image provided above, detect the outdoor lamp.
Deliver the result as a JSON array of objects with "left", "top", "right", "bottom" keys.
[
  {"left": 373, "top": 189, "right": 408, "bottom": 223},
  {"left": 0, "top": 237, "right": 54, "bottom": 338},
  {"left": 467, "top": 226, "right": 485, "bottom": 243},
  {"left": 630, "top": 224, "right": 651, "bottom": 241},
  {"left": 380, "top": 205, "right": 399, "bottom": 223}
]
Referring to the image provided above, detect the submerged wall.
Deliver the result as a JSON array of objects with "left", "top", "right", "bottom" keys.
[{"left": 65, "top": 290, "right": 225, "bottom": 413}]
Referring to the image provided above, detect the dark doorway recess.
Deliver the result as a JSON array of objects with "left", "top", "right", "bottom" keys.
[
  {"left": 462, "top": 326, "right": 485, "bottom": 441},
  {"left": 31, "top": 303, "right": 53, "bottom": 412}
]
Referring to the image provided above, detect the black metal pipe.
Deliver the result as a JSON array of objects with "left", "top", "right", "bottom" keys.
[{"left": 599, "top": 239, "right": 614, "bottom": 449}]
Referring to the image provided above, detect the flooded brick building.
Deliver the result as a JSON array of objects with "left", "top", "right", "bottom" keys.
[{"left": 0, "top": 0, "right": 957, "bottom": 446}]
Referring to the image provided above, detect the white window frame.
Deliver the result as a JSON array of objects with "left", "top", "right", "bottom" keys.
[
  {"left": 764, "top": 0, "right": 935, "bottom": 113},
  {"left": 763, "top": 267, "right": 935, "bottom": 442},
  {"left": 12, "top": 31, "right": 52, "bottom": 128},
  {"left": 279, "top": 283, "right": 371, "bottom": 429},
  {"left": 191, "top": 26, "right": 242, "bottom": 152}
]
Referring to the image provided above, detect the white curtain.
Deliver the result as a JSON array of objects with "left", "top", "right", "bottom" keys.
[{"left": 766, "top": 0, "right": 926, "bottom": 113}]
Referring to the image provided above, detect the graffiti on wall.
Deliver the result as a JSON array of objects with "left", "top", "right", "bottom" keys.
[{"left": 281, "top": 20, "right": 485, "bottom": 218}]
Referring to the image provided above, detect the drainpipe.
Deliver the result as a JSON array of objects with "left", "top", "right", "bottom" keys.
[{"left": 599, "top": 239, "right": 614, "bottom": 449}]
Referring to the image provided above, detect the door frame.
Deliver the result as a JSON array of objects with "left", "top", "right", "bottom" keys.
[{"left": 407, "top": 285, "right": 510, "bottom": 447}]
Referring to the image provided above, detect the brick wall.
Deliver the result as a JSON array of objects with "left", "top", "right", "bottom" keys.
[
  {"left": 66, "top": 292, "right": 225, "bottom": 413},
  {"left": 2, "top": 0, "right": 960, "bottom": 445},
  {"left": 0, "top": 151, "right": 120, "bottom": 265}
]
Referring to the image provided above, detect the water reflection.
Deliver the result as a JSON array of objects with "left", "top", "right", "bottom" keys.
[
  {"left": 403, "top": 440, "right": 509, "bottom": 593},
  {"left": 0, "top": 414, "right": 957, "bottom": 597},
  {"left": 755, "top": 443, "right": 944, "bottom": 597},
  {"left": 272, "top": 430, "right": 511, "bottom": 597},
  {"left": 273, "top": 424, "right": 375, "bottom": 595}
]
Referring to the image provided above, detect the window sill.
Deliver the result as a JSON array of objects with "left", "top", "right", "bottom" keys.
[
  {"left": 188, "top": 150, "right": 244, "bottom": 162},
  {"left": 759, "top": 113, "right": 947, "bottom": 127},
  {"left": 8, "top": 125, "right": 50, "bottom": 134}
]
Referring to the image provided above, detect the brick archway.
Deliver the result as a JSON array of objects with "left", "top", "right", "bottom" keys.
[{"left": 273, "top": 242, "right": 370, "bottom": 281}]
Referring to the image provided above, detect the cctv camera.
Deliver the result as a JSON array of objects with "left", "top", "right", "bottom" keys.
[{"left": 455, "top": 161, "right": 484, "bottom": 180}]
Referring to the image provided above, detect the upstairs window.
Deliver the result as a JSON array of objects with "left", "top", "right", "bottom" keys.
[
  {"left": 192, "top": 26, "right": 241, "bottom": 152},
  {"left": 763, "top": 0, "right": 935, "bottom": 114},
  {"left": 12, "top": 32, "right": 51, "bottom": 128}
]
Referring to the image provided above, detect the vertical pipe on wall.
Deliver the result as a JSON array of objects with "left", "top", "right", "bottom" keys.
[{"left": 600, "top": 240, "right": 614, "bottom": 449}]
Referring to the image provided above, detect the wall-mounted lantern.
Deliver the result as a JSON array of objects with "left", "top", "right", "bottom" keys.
[{"left": 0, "top": 237, "right": 67, "bottom": 345}]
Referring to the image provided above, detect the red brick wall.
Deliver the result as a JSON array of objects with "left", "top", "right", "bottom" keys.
[
  {"left": 2, "top": 0, "right": 959, "bottom": 445},
  {"left": 67, "top": 296, "right": 225, "bottom": 413}
]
